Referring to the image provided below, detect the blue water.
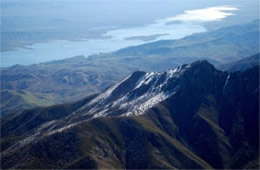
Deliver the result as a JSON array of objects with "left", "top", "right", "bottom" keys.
[
  {"left": 1, "top": 0, "right": 258, "bottom": 67},
  {"left": 1, "top": 23, "right": 206, "bottom": 67}
]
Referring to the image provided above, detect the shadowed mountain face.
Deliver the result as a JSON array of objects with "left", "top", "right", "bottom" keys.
[
  {"left": 1, "top": 60, "right": 259, "bottom": 169},
  {"left": 1, "top": 20, "right": 259, "bottom": 116}
]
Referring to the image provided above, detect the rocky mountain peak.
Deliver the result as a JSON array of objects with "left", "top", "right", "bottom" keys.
[
  {"left": 1, "top": 60, "right": 259, "bottom": 169},
  {"left": 69, "top": 60, "right": 225, "bottom": 120}
]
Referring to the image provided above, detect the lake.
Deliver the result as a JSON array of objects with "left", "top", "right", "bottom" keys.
[{"left": 1, "top": 0, "right": 258, "bottom": 67}]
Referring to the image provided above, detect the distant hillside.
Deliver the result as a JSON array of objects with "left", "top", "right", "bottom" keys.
[
  {"left": 1, "top": 60, "right": 259, "bottom": 169},
  {"left": 113, "top": 19, "right": 259, "bottom": 63},
  {"left": 218, "top": 53, "right": 259, "bottom": 72},
  {"left": 0, "top": 55, "right": 129, "bottom": 116},
  {"left": 0, "top": 89, "right": 52, "bottom": 115},
  {"left": 1, "top": 20, "right": 259, "bottom": 115}
]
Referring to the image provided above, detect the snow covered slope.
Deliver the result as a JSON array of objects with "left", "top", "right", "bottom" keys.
[{"left": 71, "top": 63, "right": 191, "bottom": 119}]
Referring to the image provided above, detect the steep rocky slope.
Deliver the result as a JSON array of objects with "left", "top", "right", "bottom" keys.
[{"left": 1, "top": 60, "right": 259, "bottom": 169}]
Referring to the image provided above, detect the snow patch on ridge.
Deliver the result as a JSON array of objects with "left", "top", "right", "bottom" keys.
[
  {"left": 223, "top": 74, "right": 230, "bottom": 92},
  {"left": 64, "top": 64, "right": 192, "bottom": 124},
  {"left": 90, "top": 74, "right": 132, "bottom": 104},
  {"left": 78, "top": 65, "right": 190, "bottom": 118},
  {"left": 124, "top": 91, "right": 176, "bottom": 116}
]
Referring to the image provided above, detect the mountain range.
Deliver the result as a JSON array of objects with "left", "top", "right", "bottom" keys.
[
  {"left": 1, "top": 20, "right": 259, "bottom": 116},
  {"left": 1, "top": 60, "right": 259, "bottom": 169},
  {"left": 218, "top": 53, "right": 260, "bottom": 72}
]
